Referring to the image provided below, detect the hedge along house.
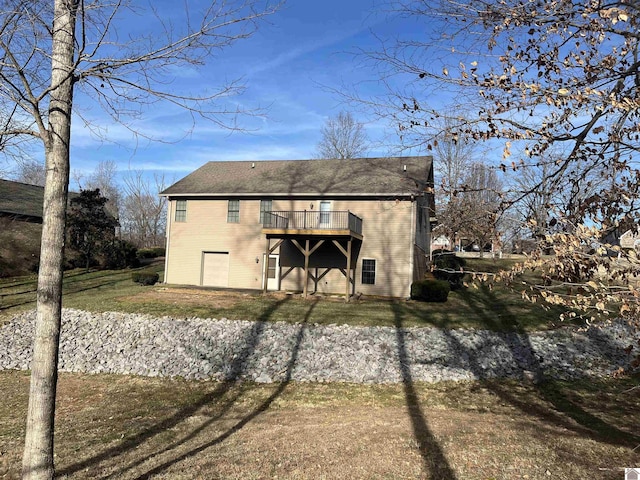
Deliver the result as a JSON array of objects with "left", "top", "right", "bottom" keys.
[{"left": 160, "top": 156, "right": 436, "bottom": 300}]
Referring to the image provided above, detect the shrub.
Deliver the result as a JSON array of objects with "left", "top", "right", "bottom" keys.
[
  {"left": 64, "top": 254, "right": 98, "bottom": 270},
  {"left": 136, "top": 247, "right": 166, "bottom": 259},
  {"left": 432, "top": 249, "right": 466, "bottom": 289},
  {"left": 411, "top": 279, "right": 450, "bottom": 302},
  {"left": 101, "top": 239, "right": 140, "bottom": 270},
  {"left": 132, "top": 270, "right": 159, "bottom": 286},
  {"left": 136, "top": 249, "right": 154, "bottom": 259}
]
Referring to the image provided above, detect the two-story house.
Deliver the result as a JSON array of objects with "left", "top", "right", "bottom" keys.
[{"left": 160, "top": 156, "right": 435, "bottom": 299}]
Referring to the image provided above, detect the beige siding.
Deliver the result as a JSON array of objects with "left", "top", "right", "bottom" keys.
[
  {"left": 166, "top": 197, "right": 417, "bottom": 297},
  {"left": 165, "top": 198, "right": 266, "bottom": 289}
]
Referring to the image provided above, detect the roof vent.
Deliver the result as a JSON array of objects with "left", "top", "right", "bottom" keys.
[
  {"left": 403, "top": 164, "right": 407, "bottom": 172},
  {"left": 251, "top": 162, "right": 255, "bottom": 168}
]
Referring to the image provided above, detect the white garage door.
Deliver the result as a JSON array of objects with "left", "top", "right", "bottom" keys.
[{"left": 202, "top": 252, "right": 229, "bottom": 287}]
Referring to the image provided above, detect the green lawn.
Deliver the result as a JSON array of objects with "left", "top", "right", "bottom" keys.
[
  {"left": 0, "top": 258, "right": 580, "bottom": 332},
  {"left": 0, "top": 262, "right": 164, "bottom": 322}
]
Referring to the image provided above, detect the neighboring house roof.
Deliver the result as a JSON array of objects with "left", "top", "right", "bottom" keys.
[
  {"left": 0, "top": 179, "right": 46, "bottom": 220},
  {"left": 0, "top": 179, "right": 85, "bottom": 223},
  {"left": 161, "top": 157, "right": 434, "bottom": 197}
]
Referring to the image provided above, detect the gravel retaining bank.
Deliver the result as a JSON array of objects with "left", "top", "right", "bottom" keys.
[{"left": 0, "top": 309, "right": 637, "bottom": 383}]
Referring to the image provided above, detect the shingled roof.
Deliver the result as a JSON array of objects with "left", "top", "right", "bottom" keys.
[
  {"left": 161, "top": 156, "right": 433, "bottom": 197},
  {"left": 0, "top": 179, "right": 46, "bottom": 220}
]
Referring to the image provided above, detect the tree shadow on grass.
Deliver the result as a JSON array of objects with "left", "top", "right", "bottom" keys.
[
  {"left": 394, "top": 292, "right": 639, "bottom": 476},
  {"left": 445, "top": 288, "right": 640, "bottom": 450},
  {"left": 391, "top": 302, "right": 458, "bottom": 479},
  {"left": 127, "top": 298, "right": 316, "bottom": 479},
  {"left": 56, "top": 296, "right": 308, "bottom": 477},
  {"left": 0, "top": 269, "right": 138, "bottom": 313},
  {"left": 0, "top": 278, "right": 126, "bottom": 313},
  {"left": 0, "top": 270, "right": 88, "bottom": 293},
  {"left": 57, "top": 296, "right": 315, "bottom": 479}
]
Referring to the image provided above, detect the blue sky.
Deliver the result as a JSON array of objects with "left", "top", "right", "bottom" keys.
[{"left": 67, "top": 0, "right": 423, "bottom": 187}]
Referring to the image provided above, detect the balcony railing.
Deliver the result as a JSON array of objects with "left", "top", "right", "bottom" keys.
[{"left": 263, "top": 211, "right": 363, "bottom": 236}]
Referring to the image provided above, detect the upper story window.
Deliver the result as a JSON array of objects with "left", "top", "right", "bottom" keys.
[
  {"left": 175, "top": 200, "right": 187, "bottom": 222},
  {"left": 259, "top": 199, "right": 272, "bottom": 224},
  {"left": 362, "top": 259, "right": 376, "bottom": 285},
  {"left": 227, "top": 199, "right": 240, "bottom": 223}
]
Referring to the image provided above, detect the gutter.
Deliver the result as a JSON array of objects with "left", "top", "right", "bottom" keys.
[{"left": 159, "top": 192, "right": 419, "bottom": 198}]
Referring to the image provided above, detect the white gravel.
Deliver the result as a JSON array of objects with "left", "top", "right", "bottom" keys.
[{"left": 0, "top": 308, "right": 637, "bottom": 383}]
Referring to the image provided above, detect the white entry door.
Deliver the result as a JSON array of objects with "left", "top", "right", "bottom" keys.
[
  {"left": 202, "top": 252, "right": 229, "bottom": 287},
  {"left": 264, "top": 254, "right": 280, "bottom": 291},
  {"left": 319, "top": 201, "right": 331, "bottom": 228}
]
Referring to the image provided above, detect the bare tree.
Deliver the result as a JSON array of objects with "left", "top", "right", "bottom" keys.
[
  {"left": 316, "top": 111, "right": 368, "bottom": 159},
  {"left": 358, "top": 0, "right": 640, "bottom": 327},
  {"left": 0, "top": 1, "right": 279, "bottom": 477},
  {"left": 120, "top": 170, "right": 167, "bottom": 248},
  {"left": 15, "top": 158, "right": 46, "bottom": 186},
  {"left": 429, "top": 113, "right": 476, "bottom": 247},
  {"left": 439, "top": 162, "right": 502, "bottom": 253},
  {"left": 432, "top": 115, "right": 475, "bottom": 203},
  {"left": 81, "top": 160, "right": 121, "bottom": 220}
]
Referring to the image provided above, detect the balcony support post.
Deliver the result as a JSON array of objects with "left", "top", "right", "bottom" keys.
[
  {"left": 303, "top": 239, "right": 310, "bottom": 298},
  {"left": 345, "top": 238, "right": 352, "bottom": 302},
  {"left": 291, "top": 238, "right": 325, "bottom": 299},
  {"left": 262, "top": 237, "right": 270, "bottom": 294},
  {"left": 332, "top": 239, "right": 355, "bottom": 302}
]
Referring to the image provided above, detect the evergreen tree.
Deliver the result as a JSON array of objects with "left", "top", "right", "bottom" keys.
[{"left": 67, "top": 189, "right": 118, "bottom": 270}]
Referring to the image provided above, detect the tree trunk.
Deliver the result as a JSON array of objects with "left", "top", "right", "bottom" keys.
[{"left": 22, "top": 1, "right": 78, "bottom": 478}]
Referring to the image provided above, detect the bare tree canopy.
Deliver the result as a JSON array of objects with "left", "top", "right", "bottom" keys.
[
  {"left": 77, "top": 159, "right": 121, "bottom": 218},
  {"left": 121, "top": 170, "right": 167, "bottom": 248},
  {"left": 0, "top": 1, "right": 280, "bottom": 477},
  {"left": 316, "top": 111, "right": 368, "bottom": 159},
  {"left": 14, "top": 159, "right": 46, "bottom": 186},
  {"left": 432, "top": 114, "right": 475, "bottom": 199},
  {"left": 438, "top": 161, "right": 502, "bottom": 252},
  {"left": 0, "top": 0, "right": 280, "bottom": 148},
  {"left": 360, "top": 0, "right": 640, "bottom": 327}
]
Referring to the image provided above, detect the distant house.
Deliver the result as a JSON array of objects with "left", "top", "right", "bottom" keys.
[
  {"left": 626, "top": 468, "right": 640, "bottom": 480},
  {"left": 431, "top": 234, "right": 452, "bottom": 251},
  {"left": 620, "top": 229, "right": 640, "bottom": 251},
  {"left": 160, "top": 157, "right": 436, "bottom": 299},
  {"left": 0, "top": 179, "right": 47, "bottom": 223},
  {"left": 0, "top": 179, "right": 107, "bottom": 276},
  {"left": 0, "top": 179, "right": 48, "bottom": 276}
]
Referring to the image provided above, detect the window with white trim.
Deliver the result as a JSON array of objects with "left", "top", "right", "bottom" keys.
[
  {"left": 259, "top": 199, "right": 272, "bottom": 224},
  {"left": 362, "top": 259, "right": 376, "bottom": 285},
  {"left": 227, "top": 200, "right": 240, "bottom": 223},
  {"left": 175, "top": 200, "right": 187, "bottom": 222}
]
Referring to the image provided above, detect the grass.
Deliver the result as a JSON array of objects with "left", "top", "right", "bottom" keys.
[
  {"left": 0, "top": 370, "right": 638, "bottom": 479},
  {"left": 0, "top": 261, "right": 164, "bottom": 324},
  {"left": 1, "top": 257, "right": 637, "bottom": 478},
  {"left": 0, "top": 258, "right": 577, "bottom": 332}
]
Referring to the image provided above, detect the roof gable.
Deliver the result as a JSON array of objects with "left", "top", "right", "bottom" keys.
[{"left": 161, "top": 156, "right": 434, "bottom": 197}]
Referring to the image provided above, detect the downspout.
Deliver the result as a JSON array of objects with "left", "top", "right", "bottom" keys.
[{"left": 163, "top": 198, "right": 171, "bottom": 284}]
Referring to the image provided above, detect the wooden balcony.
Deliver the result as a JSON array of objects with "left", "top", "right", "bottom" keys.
[{"left": 262, "top": 211, "right": 363, "bottom": 240}]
